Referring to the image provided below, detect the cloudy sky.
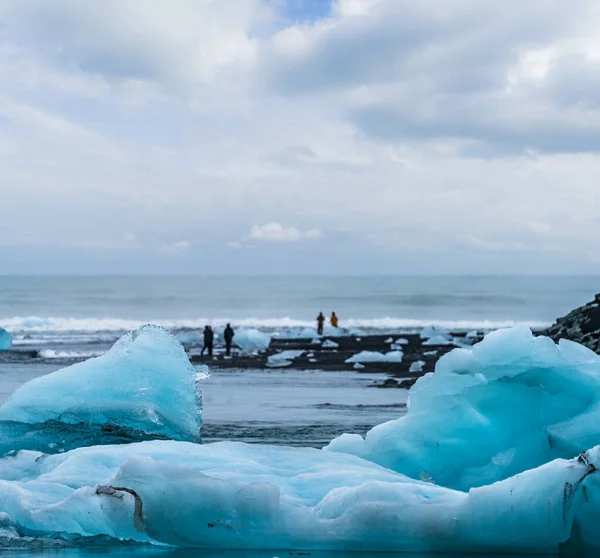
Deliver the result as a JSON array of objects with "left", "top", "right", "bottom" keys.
[{"left": 1, "top": 0, "right": 599, "bottom": 275}]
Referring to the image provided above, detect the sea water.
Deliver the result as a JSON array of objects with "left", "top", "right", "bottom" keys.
[{"left": 1, "top": 274, "right": 597, "bottom": 332}]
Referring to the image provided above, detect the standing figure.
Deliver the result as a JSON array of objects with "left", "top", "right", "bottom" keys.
[
  {"left": 201, "top": 325, "right": 214, "bottom": 359},
  {"left": 330, "top": 312, "right": 339, "bottom": 328},
  {"left": 224, "top": 323, "right": 235, "bottom": 356},
  {"left": 317, "top": 312, "right": 325, "bottom": 335}
]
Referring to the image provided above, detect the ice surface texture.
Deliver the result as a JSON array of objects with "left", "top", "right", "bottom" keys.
[
  {"left": 0, "top": 328, "right": 12, "bottom": 351},
  {"left": 0, "top": 325, "right": 208, "bottom": 454},
  {"left": 327, "top": 326, "right": 600, "bottom": 491},
  {"left": 2, "top": 325, "right": 600, "bottom": 552},
  {"left": 0, "top": 440, "right": 598, "bottom": 552},
  {"left": 234, "top": 328, "right": 271, "bottom": 352}
]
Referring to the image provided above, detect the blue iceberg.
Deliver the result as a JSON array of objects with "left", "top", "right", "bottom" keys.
[
  {"left": 0, "top": 325, "right": 598, "bottom": 552},
  {"left": 0, "top": 325, "right": 208, "bottom": 455},
  {"left": 0, "top": 328, "right": 12, "bottom": 351},
  {"left": 0, "top": 440, "right": 597, "bottom": 552},
  {"left": 327, "top": 326, "right": 600, "bottom": 491}
]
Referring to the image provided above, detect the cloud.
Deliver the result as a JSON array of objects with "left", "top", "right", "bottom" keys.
[
  {"left": 260, "top": 0, "right": 600, "bottom": 155},
  {"left": 2, "top": 1, "right": 600, "bottom": 274},
  {"left": 249, "top": 222, "right": 323, "bottom": 241},
  {"left": 0, "top": 0, "right": 269, "bottom": 85}
]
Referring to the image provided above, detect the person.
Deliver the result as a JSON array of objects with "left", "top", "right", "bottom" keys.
[
  {"left": 317, "top": 312, "right": 325, "bottom": 335},
  {"left": 201, "top": 325, "right": 214, "bottom": 359},
  {"left": 330, "top": 312, "right": 339, "bottom": 328},
  {"left": 224, "top": 323, "right": 235, "bottom": 356}
]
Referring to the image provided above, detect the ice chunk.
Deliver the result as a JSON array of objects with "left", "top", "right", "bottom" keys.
[
  {"left": 322, "top": 339, "right": 339, "bottom": 349},
  {"left": 327, "top": 326, "right": 600, "bottom": 491},
  {"left": 234, "top": 328, "right": 271, "bottom": 352},
  {"left": 385, "top": 337, "right": 394, "bottom": 343},
  {"left": 394, "top": 337, "right": 409, "bottom": 345},
  {"left": 174, "top": 330, "right": 201, "bottom": 347},
  {"left": 266, "top": 350, "right": 304, "bottom": 368},
  {"left": 422, "top": 334, "right": 453, "bottom": 346},
  {"left": 345, "top": 351, "right": 403, "bottom": 364},
  {"left": 466, "top": 329, "right": 479, "bottom": 338},
  {"left": 0, "top": 325, "right": 208, "bottom": 450},
  {"left": 0, "top": 328, "right": 12, "bottom": 351},
  {"left": 353, "top": 363, "right": 365, "bottom": 370},
  {"left": 420, "top": 325, "right": 449, "bottom": 340},
  {"left": 0, "top": 440, "right": 597, "bottom": 552},
  {"left": 409, "top": 360, "right": 425, "bottom": 373}
]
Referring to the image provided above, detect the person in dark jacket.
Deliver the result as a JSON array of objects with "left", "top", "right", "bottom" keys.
[
  {"left": 224, "top": 323, "right": 235, "bottom": 356},
  {"left": 317, "top": 312, "right": 325, "bottom": 335},
  {"left": 201, "top": 325, "right": 214, "bottom": 359}
]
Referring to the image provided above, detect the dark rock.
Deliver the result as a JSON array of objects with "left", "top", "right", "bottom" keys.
[{"left": 543, "top": 294, "right": 600, "bottom": 353}]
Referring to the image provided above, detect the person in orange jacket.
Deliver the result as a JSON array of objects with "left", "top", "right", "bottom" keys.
[{"left": 330, "top": 312, "right": 339, "bottom": 328}]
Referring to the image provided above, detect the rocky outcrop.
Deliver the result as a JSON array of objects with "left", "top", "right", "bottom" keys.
[{"left": 544, "top": 294, "right": 600, "bottom": 352}]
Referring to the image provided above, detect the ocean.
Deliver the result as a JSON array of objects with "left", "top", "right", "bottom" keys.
[
  {"left": 1, "top": 275, "right": 596, "bottom": 336},
  {"left": 0, "top": 275, "right": 597, "bottom": 552}
]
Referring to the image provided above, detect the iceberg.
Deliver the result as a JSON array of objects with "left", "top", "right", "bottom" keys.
[
  {"left": 1, "top": 325, "right": 600, "bottom": 551},
  {"left": 327, "top": 326, "right": 600, "bottom": 491},
  {"left": 0, "top": 440, "right": 597, "bottom": 552},
  {"left": 0, "top": 328, "right": 12, "bottom": 351},
  {"left": 234, "top": 328, "right": 271, "bottom": 353},
  {"left": 0, "top": 325, "right": 208, "bottom": 455},
  {"left": 345, "top": 350, "right": 403, "bottom": 364}
]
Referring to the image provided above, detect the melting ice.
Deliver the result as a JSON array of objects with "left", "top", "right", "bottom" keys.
[
  {"left": 0, "top": 325, "right": 598, "bottom": 553},
  {"left": 0, "top": 325, "right": 209, "bottom": 455}
]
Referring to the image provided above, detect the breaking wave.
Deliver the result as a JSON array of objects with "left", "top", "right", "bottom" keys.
[{"left": 0, "top": 315, "right": 552, "bottom": 334}]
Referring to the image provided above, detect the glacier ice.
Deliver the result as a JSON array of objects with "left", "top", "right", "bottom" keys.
[
  {"left": 420, "top": 325, "right": 450, "bottom": 339},
  {"left": 0, "top": 325, "right": 208, "bottom": 454},
  {"left": 0, "top": 328, "right": 12, "bottom": 351},
  {"left": 1, "top": 325, "right": 600, "bottom": 551},
  {"left": 327, "top": 326, "right": 600, "bottom": 492},
  {"left": 234, "top": 328, "right": 271, "bottom": 353},
  {"left": 345, "top": 350, "right": 403, "bottom": 363},
  {"left": 0, "top": 440, "right": 597, "bottom": 552},
  {"left": 267, "top": 350, "right": 304, "bottom": 368},
  {"left": 409, "top": 359, "right": 425, "bottom": 373}
]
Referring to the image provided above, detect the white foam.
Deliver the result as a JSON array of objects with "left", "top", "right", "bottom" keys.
[
  {"left": 0, "top": 316, "right": 552, "bottom": 334},
  {"left": 39, "top": 349, "right": 103, "bottom": 359}
]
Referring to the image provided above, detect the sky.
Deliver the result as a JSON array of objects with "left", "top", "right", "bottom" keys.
[{"left": 1, "top": 0, "right": 600, "bottom": 275}]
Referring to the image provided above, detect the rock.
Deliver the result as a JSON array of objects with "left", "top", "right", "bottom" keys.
[{"left": 543, "top": 294, "right": 600, "bottom": 353}]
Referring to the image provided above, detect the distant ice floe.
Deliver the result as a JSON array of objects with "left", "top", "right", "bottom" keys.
[
  {"left": 267, "top": 350, "right": 305, "bottom": 368},
  {"left": 322, "top": 339, "right": 339, "bottom": 349},
  {"left": 0, "top": 328, "right": 12, "bottom": 351},
  {"left": 409, "top": 360, "right": 425, "bottom": 373},
  {"left": 234, "top": 328, "right": 271, "bottom": 352},
  {"left": 345, "top": 351, "right": 403, "bottom": 364}
]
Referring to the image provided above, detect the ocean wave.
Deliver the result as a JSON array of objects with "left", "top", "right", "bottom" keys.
[
  {"left": 39, "top": 349, "right": 103, "bottom": 359},
  {"left": 0, "top": 315, "right": 552, "bottom": 334}
]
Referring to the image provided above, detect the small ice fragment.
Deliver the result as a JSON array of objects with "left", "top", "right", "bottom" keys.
[
  {"left": 346, "top": 351, "right": 403, "bottom": 363},
  {"left": 0, "top": 329, "right": 12, "bottom": 351},
  {"left": 267, "top": 350, "right": 304, "bottom": 368},
  {"left": 409, "top": 360, "right": 425, "bottom": 373}
]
